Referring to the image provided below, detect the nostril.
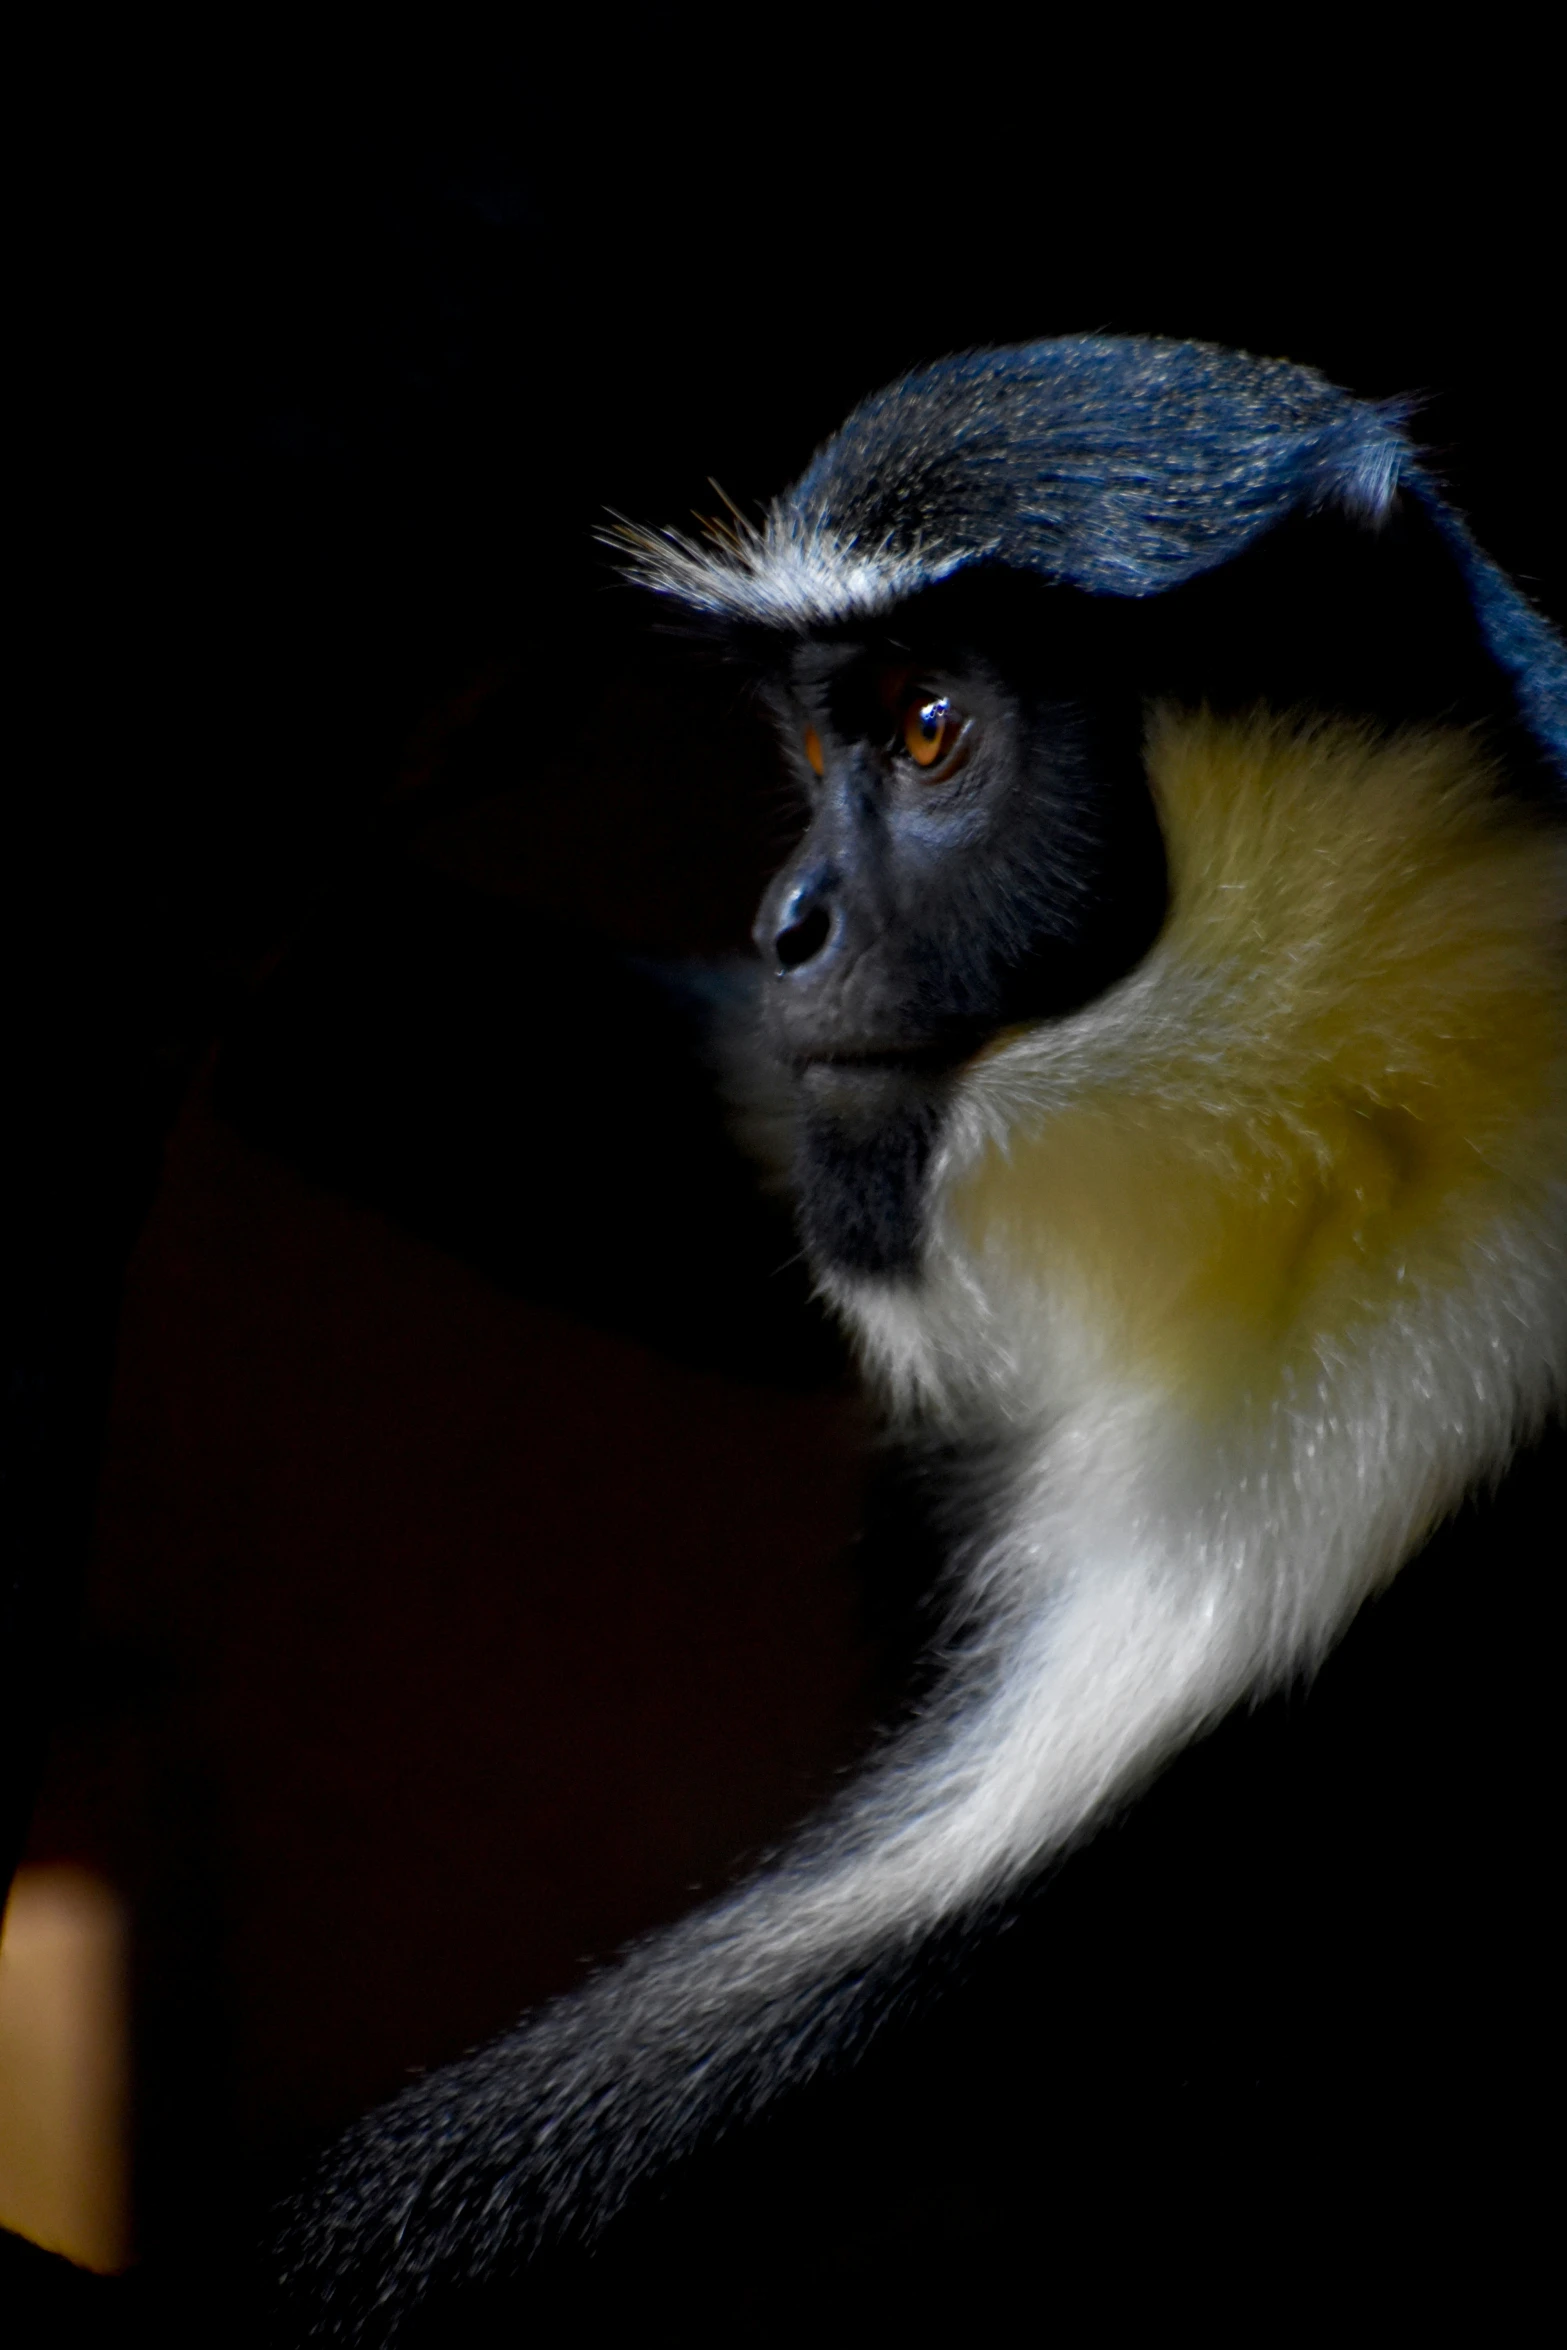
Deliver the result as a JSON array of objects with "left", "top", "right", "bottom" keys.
[{"left": 775, "top": 903, "right": 833, "bottom": 972}]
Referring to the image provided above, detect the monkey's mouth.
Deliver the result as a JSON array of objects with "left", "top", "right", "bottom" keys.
[
  {"left": 790, "top": 1045, "right": 966, "bottom": 1115},
  {"left": 797, "top": 1047, "right": 930, "bottom": 1071},
  {"left": 789, "top": 1023, "right": 991, "bottom": 1080}
]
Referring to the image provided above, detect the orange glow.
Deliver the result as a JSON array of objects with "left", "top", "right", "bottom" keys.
[{"left": 0, "top": 1868, "right": 131, "bottom": 2273}]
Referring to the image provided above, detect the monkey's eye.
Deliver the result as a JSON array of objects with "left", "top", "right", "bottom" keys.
[
  {"left": 900, "top": 694, "right": 967, "bottom": 775},
  {"left": 803, "top": 725, "right": 825, "bottom": 777}
]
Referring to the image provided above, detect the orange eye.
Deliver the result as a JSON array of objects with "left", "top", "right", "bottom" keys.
[
  {"left": 803, "top": 725, "right": 825, "bottom": 777},
  {"left": 903, "top": 695, "right": 959, "bottom": 770}
]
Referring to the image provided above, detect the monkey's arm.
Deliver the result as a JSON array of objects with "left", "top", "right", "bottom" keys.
[{"left": 266, "top": 1464, "right": 1248, "bottom": 2342}]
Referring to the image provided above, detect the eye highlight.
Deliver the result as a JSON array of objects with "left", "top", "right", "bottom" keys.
[
  {"left": 803, "top": 725, "right": 825, "bottom": 777},
  {"left": 902, "top": 694, "right": 965, "bottom": 773}
]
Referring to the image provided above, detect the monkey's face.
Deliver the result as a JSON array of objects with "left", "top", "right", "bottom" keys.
[{"left": 752, "top": 576, "right": 1167, "bottom": 1275}]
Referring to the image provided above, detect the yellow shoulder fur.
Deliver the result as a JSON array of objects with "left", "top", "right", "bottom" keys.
[{"left": 950, "top": 707, "right": 1567, "bottom": 1412}]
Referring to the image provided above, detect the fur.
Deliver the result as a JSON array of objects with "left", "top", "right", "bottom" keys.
[
  {"left": 273, "top": 336, "right": 1567, "bottom": 2338},
  {"left": 618, "top": 336, "right": 1567, "bottom": 779},
  {"left": 273, "top": 709, "right": 1566, "bottom": 2344},
  {"left": 832, "top": 709, "right": 1567, "bottom": 1660}
]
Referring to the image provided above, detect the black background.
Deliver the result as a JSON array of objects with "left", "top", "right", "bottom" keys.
[{"left": 9, "top": 89, "right": 1563, "bottom": 2328}]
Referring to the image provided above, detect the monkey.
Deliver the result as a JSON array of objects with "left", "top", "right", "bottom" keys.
[{"left": 269, "top": 337, "right": 1566, "bottom": 2341}]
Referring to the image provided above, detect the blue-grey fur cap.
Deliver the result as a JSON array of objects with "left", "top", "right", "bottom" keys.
[{"left": 625, "top": 334, "right": 1567, "bottom": 781}]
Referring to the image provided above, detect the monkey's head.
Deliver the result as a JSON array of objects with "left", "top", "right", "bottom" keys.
[
  {"left": 745, "top": 576, "right": 1163, "bottom": 1272},
  {"left": 626, "top": 337, "right": 1567, "bottom": 1279}
]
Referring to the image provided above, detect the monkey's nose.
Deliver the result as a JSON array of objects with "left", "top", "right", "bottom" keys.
[
  {"left": 774, "top": 899, "right": 834, "bottom": 972},
  {"left": 759, "top": 872, "right": 842, "bottom": 976}
]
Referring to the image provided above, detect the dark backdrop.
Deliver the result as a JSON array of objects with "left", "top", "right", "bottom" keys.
[{"left": 9, "top": 108, "right": 1562, "bottom": 2317}]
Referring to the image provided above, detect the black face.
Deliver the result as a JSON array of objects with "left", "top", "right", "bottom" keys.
[{"left": 751, "top": 574, "right": 1168, "bottom": 1279}]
